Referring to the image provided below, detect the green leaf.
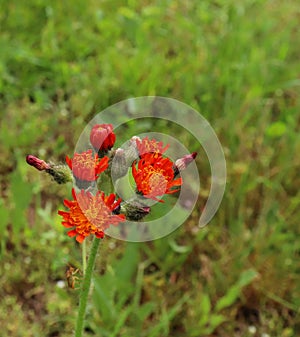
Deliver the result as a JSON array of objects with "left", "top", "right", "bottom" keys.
[
  {"left": 266, "top": 121, "right": 287, "bottom": 138},
  {"left": 111, "top": 307, "right": 132, "bottom": 337},
  {"left": 216, "top": 269, "right": 257, "bottom": 311},
  {"left": 202, "top": 314, "right": 226, "bottom": 334},
  {"left": 168, "top": 239, "right": 192, "bottom": 254},
  {"left": 92, "top": 271, "right": 117, "bottom": 322},
  {"left": 0, "top": 198, "right": 9, "bottom": 231},
  {"left": 114, "top": 242, "right": 140, "bottom": 286},
  {"left": 209, "top": 314, "right": 227, "bottom": 329},
  {"left": 135, "top": 302, "right": 155, "bottom": 321},
  {"left": 236, "top": 268, "right": 258, "bottom": 288},
  {"left": 10, "top": 169, "right": 33, "bottom": 210},
  {"left": 198, "top": 293, "right": 211, "bottom": 327}
]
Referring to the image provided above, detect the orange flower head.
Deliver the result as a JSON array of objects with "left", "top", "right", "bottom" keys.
[
  {"left": 66, "top": 150, "right": 109, "bottom": 181},
  {"left": 90, "top": 123, "right": 116, "bottom": 152},
  {"left": 136, "top": 137, "right": 169, "bottom": 157},
  {"left": 132, "top": 152, "right": 182, "bottom": 202},
  {"left": 58, "top": 188, "right": 125, "bottom": 243}
]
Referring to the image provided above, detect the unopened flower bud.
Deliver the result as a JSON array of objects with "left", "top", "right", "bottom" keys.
[
  {"left": 124, "top": 136, "right": 140, "bottom": 165},
  {"left": 26, "top": 155, "right": 73, "bottom": 184},
  {"left": 121, "top": 200, "right": 151, "bottom": 221},
  {"left": 174, "top": 152, "right": 197, "bottom": 176},
  {"left": 111, "top": 148, "right": 128, "bottom": 179},
  {"left": 26, "top": 155, "right": 50, "bottom": 171},
  {"left": 90, "top": 123, "right": 116, "bottom": 154},
  {"left": 129, "top": 136, "right": 141, "bottom": 148}
]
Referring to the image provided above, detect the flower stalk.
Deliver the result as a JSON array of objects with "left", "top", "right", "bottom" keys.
[
  {"left": 75, "top": 237, "right": 101, "bottom": 337},
  {"left": 82, "top": 240, "right": 87, "bottom": 274}
]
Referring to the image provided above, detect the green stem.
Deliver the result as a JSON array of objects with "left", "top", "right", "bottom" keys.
[
  {"left": 75, "top": 237, "right": 101, "bottom": 337},
  {"left": 82, "top": 240, "right": 87, "bottom": 275}
]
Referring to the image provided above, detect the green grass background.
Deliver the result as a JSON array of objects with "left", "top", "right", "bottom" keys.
[{"left": 1, "top": 0, "right": 299, "bottom": 336}]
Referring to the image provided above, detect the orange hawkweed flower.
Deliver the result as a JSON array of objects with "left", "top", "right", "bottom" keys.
[
  {"left": 135, "top": 137, "right": 169, "bottom": 157},
  {"left": 132, "top": 153, "right": 182, "bottom": 202},
  {"left": 66, "top": 150, "right": 109, "bottom": 181},
  {"left": 58, "top": 188, "right": 125, "bottom": 243}
]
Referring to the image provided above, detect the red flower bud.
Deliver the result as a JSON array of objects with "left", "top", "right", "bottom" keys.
[
  {"left": 174, "top": 152, "right": 197, "bottom": 173},
  {"left": 26, "top": 155, "right": 50, "bottom": 171},
  {"left": 90, "top": 124, "right": 116, "bottom": 152},
  {"left": 26, "top": 155, "right": 73, "bottom": 184}
]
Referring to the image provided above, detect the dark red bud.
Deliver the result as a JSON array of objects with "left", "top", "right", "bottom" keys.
[
  {"left": 90, "top": 123, "right": 116, "bottom": 152},
  {"left": 26, "top": 155, "right": 50, "bottom": 171},
  {"left": 174, "top": 152, "right": 197, "bottom": 172}
]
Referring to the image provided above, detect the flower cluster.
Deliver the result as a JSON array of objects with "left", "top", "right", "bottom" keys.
[{"left": 26, "top": 124, "right": 197, "bottom": 242}]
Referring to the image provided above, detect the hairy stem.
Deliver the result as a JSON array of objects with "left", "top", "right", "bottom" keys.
[{"left": 75, "top": 237, "right": 101, "bottom": 337}]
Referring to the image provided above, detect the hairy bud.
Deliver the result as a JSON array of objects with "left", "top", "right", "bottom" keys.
[
  {"left": 121, "top": 200, "right": 151, "bottom": 221},
  {"left": 111, "top": 148, "right": 128, "bottom": 179},
  {"left": 174, "top": 152, "right": 197, "bottom": 176}
]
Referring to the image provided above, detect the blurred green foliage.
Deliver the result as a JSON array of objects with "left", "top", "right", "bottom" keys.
[{"left": 1, "top": 0, "right": 300, "bottom": 336}]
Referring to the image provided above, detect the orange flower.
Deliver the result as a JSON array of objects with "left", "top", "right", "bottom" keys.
[
  {"left": 90, "top": 124, "right": 116, "bottom": 152},
  {"left": 66, "top": 150, "right": 109, "bottom": 181},
  {"left": 58, "top": 188, "right": 125, "bottom": 243},
  {"left": 135, "top": 137, "right": 169, "bottom": 157},
  {"left": 132, "top": 153, "right": 182, "bottom": 202}
]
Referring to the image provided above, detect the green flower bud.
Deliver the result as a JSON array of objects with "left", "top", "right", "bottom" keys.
[
  {"left": 111, "top": 148, "right": 128, "bottom": 180},
  {"left": 46, "top": 164, "right": 73, "bottom": 184},
  {"left": 121, "top": 200, "right": 151, "bottom": 221}
]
